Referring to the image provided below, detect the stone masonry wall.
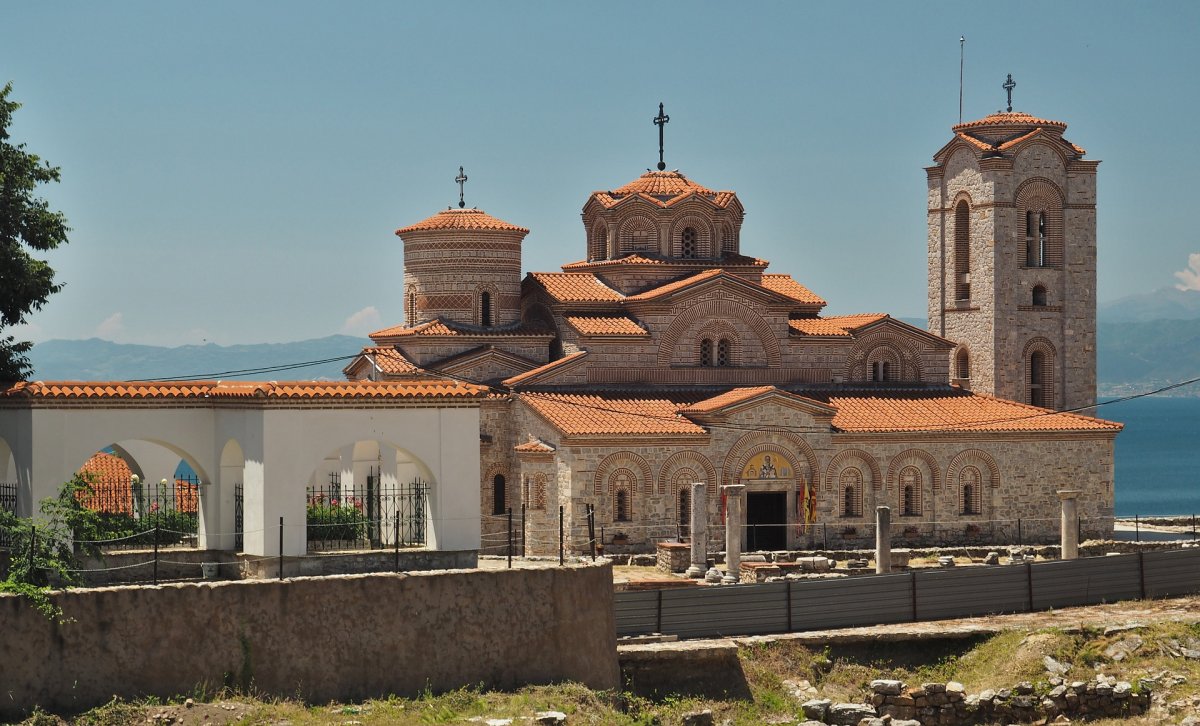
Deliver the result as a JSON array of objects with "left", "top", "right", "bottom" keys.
[{"left": 0, "top": 563, "right": 618, "bottom": 720}]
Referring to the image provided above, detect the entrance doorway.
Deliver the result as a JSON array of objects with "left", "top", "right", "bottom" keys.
[{"left": 746, "top": 491, "right": 787, "bottom": 552}]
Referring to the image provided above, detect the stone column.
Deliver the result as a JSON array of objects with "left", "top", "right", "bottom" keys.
[
  {"left": 1058, "top": 489, "right": 1082, "bottom": 560},
  {"left": 686, "top": 482, "right": 707, "bottom": 578},
  {"left": 876, "top": 506, "right": 892, "bottom": 574},
  {"left": 722, "top": 484, "right": 746, "bottom": 584}
]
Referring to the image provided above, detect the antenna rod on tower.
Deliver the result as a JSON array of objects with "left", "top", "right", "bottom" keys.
[{"left": 959, "top": 36, "right": 965, "bottom": 124}]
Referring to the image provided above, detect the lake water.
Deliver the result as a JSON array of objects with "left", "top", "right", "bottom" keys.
[{"left": 1101, "top": 396, "right": 1200, "bottom": 516}]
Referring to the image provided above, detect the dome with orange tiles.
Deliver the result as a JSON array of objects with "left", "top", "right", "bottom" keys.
[
  {"left": 952, "top": 111, "right": 1068, "bottom": 133},
  {"left": 591, "top": 170, "right": 737, "bottom": 209},
  {"left": 395, "top": 207, "right": 529, "bottom": 236}
]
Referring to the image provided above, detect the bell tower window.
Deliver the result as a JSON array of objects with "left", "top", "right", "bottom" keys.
[
  {"left": 1029, "top": 350, "right": 1046, "bottom": 407},
  {"left": 1032, "top": 285, "right": 1048, "bottom": 307},
  {"left": 681, "top": 227, "right": 697, "bottom": 258},
  {"left": 954, "top": 200, "right": 970, "bottom": 301},
  {"left": 1026, "top": 211, "right": 1048, "bottom": 267},
  {"left": 955, "top": 348, "right": 970, "bottom": 380}
]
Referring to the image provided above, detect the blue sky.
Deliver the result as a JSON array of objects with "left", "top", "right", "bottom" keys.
[{"left": 4, "top": 1, "right": 1198, "bottom": 346}]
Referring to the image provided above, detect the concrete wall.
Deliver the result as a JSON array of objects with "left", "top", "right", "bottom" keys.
[{"left": 0, "top": 562, "right": 617, "bottom": 719}]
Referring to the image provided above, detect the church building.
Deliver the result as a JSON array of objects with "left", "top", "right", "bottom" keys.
[{"left": 345, "top": 104, "right": 1121, "bottom": 554}]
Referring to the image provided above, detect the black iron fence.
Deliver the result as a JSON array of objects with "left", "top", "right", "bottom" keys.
[
  {"left": 77, "top": 474, "right": 201, "bottom": 550},
  {"left": 234, "top": 483, "right": 244, "bottom": 551},
  {"left": 0, "top": 481, "right": 17, "bottom": 548},
  {"left": 306, "top": 477, "right": 427, "bottom": 551}
]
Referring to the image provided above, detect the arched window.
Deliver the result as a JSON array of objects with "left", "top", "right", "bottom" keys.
[
  {"left": 590, "top": 223, "right": 608, "bottom": 261},
  {"left": 1026, "top": 211, "right": 1048, "bottom": 267},
  {"left": 954, "top": 199, "right": 970, "bottom": 301},
  {"left": 492, "top": 474, "right": 506, "bottom": 515},
  {"left": 721, "top": 224, "right": 736, "bottom": 255},
  {"left": 840, "top": 467, "right": 862, "bottom": 517},
  {"left": 955, "top": 348, "right": 970, "bottom": 380},
  {"left": 612, "top": 469, "right": 633, "bottom": 522},
  {"left": 1032, "top": 285, "right": 1048, "bottom": 307},
  {"left": 960, "top": 466, "right": 982, "bottom": 515},
  {"left": 407, "top": 291, "right": 417, "bottom": 325},
  {"left": 872, "top": 361, "right": 891, "bottom": 382},
  {"left": 716, "top": 338, "right": 731, "bottom": 367},
  {"left": 480, "top": 291, "right": 492, "bottom": 328},
  {"left": 699, "top": 338, "right": 713, "bottom": 367},
  {"left": 681, "top": 227, "right": 697, "bottom": 258},
  {"left": 1029, "top": 350, "right": 1047, "bottom": 407},
  {"left": 899, "top": 466, "right": 921, "bottom": 516}
]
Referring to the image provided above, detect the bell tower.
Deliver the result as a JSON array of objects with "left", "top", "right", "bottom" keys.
[{"left": 927, "top": 93, "right": 1098, "bottom": 413}]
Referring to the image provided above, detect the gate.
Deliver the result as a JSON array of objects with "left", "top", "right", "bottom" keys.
[{"left": 306, "top": 477, "right": 427, "bottom": 550}]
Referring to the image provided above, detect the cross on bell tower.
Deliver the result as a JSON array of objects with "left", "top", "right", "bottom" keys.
[
  {"left": 1003, "top": 74, "right": 1016, "bottom": 113},
  {"left": 653, "top": 102, "right": 670, "bottom": 171},
  {"left": 455, "top": 166, "right": 468, "bottom": 209}
]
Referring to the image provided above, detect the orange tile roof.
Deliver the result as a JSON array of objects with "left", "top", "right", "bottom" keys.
[
  {"left": 519, "top": 392, "right": 707, "bottom": 436},
  {"left": 514, "top": 438, "right": 555, "bottom": 453},
  {"left": 395, "top": 208, "right": 528, "bottom": 235},
  {"left": 591, "top": 171, "right": 737, "bottom": 210},
  {"left": 78, "top": 452, "right": 136, "bottom": 515},
  {"left": 369, "top": 318, "right": 553, "bottom": 340},
  {"left": 788, "top": 313, "right": 889, "bottom": 337},
  {"left": 760, "top": 275, "right": 827, "bottom": 305},
  {"left": 1, "top": 379, "right": 487, "bottom": 401},
  {"left": 680, "top": 386, "right": 777, "bottom": 414},
  {"left": 624, "top": 269, "right": 725, "bottom": 302},
  {"left": 353, "top": 346, "right": 424, "bottom": 375},
  {"left": 529, "top": 273, "right": 625, "bottom": 303},
  {"left": 564, "top": 315, "right": 648, "bottom": 336},
  {"left": 612, "top": 171, "right": 716, "bottom": 197},
  {"left": 813, "top": 390, "right": 1122, "bottom": 433},
  {"left": 952, "top": 112, "right": 1067, "bottom": 132},
  {"left": 501, "top": 350, "right": 588, "bottom": 387}
]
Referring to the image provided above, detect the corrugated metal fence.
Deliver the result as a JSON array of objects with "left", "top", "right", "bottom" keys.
[{"left": 615, "top": 548, "right": 1200, "bottom": 639}]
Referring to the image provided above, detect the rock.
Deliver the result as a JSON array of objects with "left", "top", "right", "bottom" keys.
[
  {"left": 484, "top": 720, "right": 513, "bottom": 726},
  {"left": 783, "top": 678, "right": 819, "bottom": 700},
  {"left": 681, "top": 709, "right": 713, "bottom": 726},
  {"left": 704, "top": 567, "right": 724, "bottom": 583},
  {"left": 826, "top": 703, "right": 875, "bottom": 725},
  {"left": 946, "top": 681, "right": 964, "bottom": 695},
  {"left": 983, "top": 551, "right": 1000, "bottom": 564},
  {"left": 1104, "top": 635, "right": 1143, "bottom": 661},
  {"left": 1044, "top": 655, "right": 1071, "bottom": 675},
  {"left": 871, "top": 679, "right": 905, "bottom": 695},
  {"left": 889, "top": 721, "right": 922, "bottom": 726},
  {"left": 937, "top": 556, "right": 956, "bottom": 567},
  {"left": 535, "top": 712, "right": 567, "bottom": 725},
  {"left": 1112, "top": 682, "right": 1131, "bottom": 699},
  {"left": 800, "top": 699, "right": 831, "bottom": 722},
  {"left": 1015, "top": 682, "right": 1034, "bottom": 695},
  {"left": 1102, "top": 622, "right": 1144, "bottom": 636}
]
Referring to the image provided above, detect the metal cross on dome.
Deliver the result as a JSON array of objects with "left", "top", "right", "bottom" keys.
[
  {"left": 653, "top": 102, "right": 670, "bottom": 171},
  {"left": 1003, "top": 74, "right": 1016, "bottom": 113},
  {"left": 455, "top": 166, "right": 468, "bottom": 209}
]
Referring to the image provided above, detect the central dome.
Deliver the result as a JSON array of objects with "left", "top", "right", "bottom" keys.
[{"left": 611, "top": 170, "right": 716, "bottom": 199}]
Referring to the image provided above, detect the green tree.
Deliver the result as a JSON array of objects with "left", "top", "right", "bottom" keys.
[{"left": 0, "top": 82, "right": 70, "bottom": 381}]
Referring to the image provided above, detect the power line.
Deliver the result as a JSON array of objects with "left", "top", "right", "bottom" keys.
[{"left": 119, "top": 341, "right": 1200, "bottom": 435}]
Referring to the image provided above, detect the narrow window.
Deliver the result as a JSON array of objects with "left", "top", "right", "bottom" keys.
[
  {"left": 900, "top": 466, "right": 921, "bottom": 516},
  {"left": 480, "top": 291, "right": 492, "bottom": 328},
  {"left": 615, "top": 489, "right": 630, "bottom": 522},
  {"left": 407, "top": 291, "right": 416, "bottom": 325},
  {"left": 678, "top": 486, "right": 690, "bottom": 531},
  {"left": 960, "top": 467, "right": 982, "bottom": 515},
  {"left": 1037, "top": 212, "right": 1047, "bottom": 267},
  {"left": 962, "top": 483, "right": 976, "bottom": 514},
  {"left": 903, "top": 485, "right": 916, "bottom": 516},
  {"left": 840, "top": 468, "right": 862, "bottom": 517},
  {"left": 716, "top": 338, "right": 730, "bottom": 367},
  {"left": 681, "top": 227, "right": 697, "bottom": 258},
  {"left": 954, "top": 200, "right": 970, "bottom": 301},
  {"left": 956, "top": 348, "right": 970, "bottom": 380},
  {"left": 492, "top": 474, "right": 506, "bottom": 515},
  {"left": 700, "top": 338, "right": 713, "bottom": 367},
  {"left": 1029, "top": 351, "right": 1046, "bottom": 407},
  {"left": 1032, "top": 285, "right": 1047, "bottom": 307}
]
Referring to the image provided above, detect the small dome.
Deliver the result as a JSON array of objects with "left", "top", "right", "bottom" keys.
[
  {"left": 395, "top": 207, "right": 529, "bottom": 236},
  {"left": 952, "top": 111, "right": 1067, "bottom": 133},
  {"left": 611, "top": 170, "right": 716, "bottom": 198}
]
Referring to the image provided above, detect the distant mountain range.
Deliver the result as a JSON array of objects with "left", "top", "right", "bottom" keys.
[
  {"left": 22, "top": 287, "right": 1200, "bottom": 396},
  {"left": 27, "top": 336, "right": 367, "bottom": 382}
]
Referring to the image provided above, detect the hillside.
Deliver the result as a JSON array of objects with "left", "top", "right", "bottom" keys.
[{"left": 27, "top": 335, "right": 368, "bottom": 382}]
